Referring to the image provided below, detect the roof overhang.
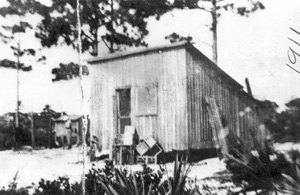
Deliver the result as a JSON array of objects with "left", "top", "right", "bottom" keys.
[{"left": 87, "top": 42, "right": 189, "bottom": 64}]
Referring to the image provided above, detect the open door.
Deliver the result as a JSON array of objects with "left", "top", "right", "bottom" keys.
[
  {"left": 113, "top": 88, "right": 134, "bottom": 164},
  {"left": 115, "top": 88, "right": 131, "bottom": 135}
]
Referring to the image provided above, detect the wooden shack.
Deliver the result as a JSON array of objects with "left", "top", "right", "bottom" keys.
[
  {"left": 68, "top": 115, "right": 82, "bottom": 136},
  {"left": 88, "top": 42, "right": 264, "bottom": 154}
]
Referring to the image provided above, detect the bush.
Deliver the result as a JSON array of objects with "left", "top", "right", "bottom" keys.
[
  {"left": 33, "top": 177, "right": 82, "bottom": 195},
  {"left": 0, "top": 188, "right": 29, "bottom": 195},
  {"left": 84, "top": 160, "right": 163, "bottom": 195},
  {"left": 31, "top": 156, "right": 200, "bottom": 195},
  {"left": 84, "top": 160, "right": 115, "bottom": 195},
  {"left": 157, "top": 155, "right": 194, "bottom": 195},
  {"left": 4, "top": 150, "right": 236, "bottom": 195},
  {"left": 98, "top": 155, "right": 201, "bottom": 195},
  {"left": 33, "top": 160, "right": 116, "bottom": 195},
  {"left": 0, "top": 124, "right": 32, "bottom": 150},
  {"left": 15, "top": 126, "right": 31, "bottom": 148},
  {"left": 276, "top": 150, "right": 300, "bottom": 195},
  {"left": 222, "top": 130, "right": 299, "bottom": 194},
  {"left": 0, "top": 126, "right": 15, "bottom": 150},
  {"left": 33, "top": 128, "right": 49, "bottom": 148}
]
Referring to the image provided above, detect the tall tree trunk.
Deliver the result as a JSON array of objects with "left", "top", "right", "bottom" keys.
[
  {"left": 91, "top": 29, "right": 98, "bottom": 56},
  {"left": 211, "top": 0, "right": 218, "bottom": 64},
  {"left": 16, "top": 68, "right": 19, "bottom": 127},
  {"left": 109, "top": 0, "right": 115, "bottom": 53},
  {"left": 30, "top": 113, "right": 35, "bottom": 148},
  {"left": 16, "top": 41, "right": 20, "bottom": 129}
]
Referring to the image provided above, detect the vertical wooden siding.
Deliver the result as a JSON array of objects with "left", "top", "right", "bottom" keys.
[
  {"left": 90, "top": 47, "right": 188, "bottom": 152},
  {"left": 90, "top": 44, "right": 264, "bottom": 153},
  {"left": 186, "top": 50, "right": 264, "bottom": 149}
]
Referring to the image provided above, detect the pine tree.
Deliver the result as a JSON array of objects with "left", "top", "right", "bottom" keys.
[
  {"left": 0, "top": 0, "right": 46, "bottom": 127},
  {"left": 34, "top": 0, "right": 172, "bottom": 81},
  {"left": 171, "top": 0, "right": 265, "bottom": 63}
]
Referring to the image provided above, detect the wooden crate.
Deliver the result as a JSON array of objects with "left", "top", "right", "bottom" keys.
[
  {"left": 137, "top": 144, "right": 162, "bottom": 164},
  {"left": 136, "top": 141, "right": 149, "bottom": 156}
]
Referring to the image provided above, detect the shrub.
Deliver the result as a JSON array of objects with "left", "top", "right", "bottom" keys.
[
  {"left": 223, "top": 130, "right": 289, "bottom": 194},
  {"left": 33, "top": 160, "right": 115, "bottom": 195},
  {"left": 0, "top": 126, "right": 15, "bottom": 150},
  {"left": 94, "top": 160, "right": 162, "bottom": 195},
  {"left": 0, "top": 125, "right": 32, "bottom": 150},
  {"left": 7, "top": 155, "right": 201, "bottom": 195},
  {"left": 84, "top": 160, "right": 115, "bottom": 195},
  {"left": 100, "top": 168, "right": 154, "bottom": 195},
  {"left": 158, "top": 155, "right": 195, "bottom": 195},
  {"left": 99, "top": 154, "right": 200, "bottom": 195},
  {"left": 33, "top": 128, "right": 49, "bottom": 148},
  {"left": 15, "top": 126, "right": 31, "bottom": 148},
  {"left": 277, "top": 150, "right": 300, "bottom": 195},
  {"left": 136, "top": 163, "right": 164, "bottom": 194},
  {"left": 33, "top": 177, "right": 82, "bottom": 195},
  {"left": 0, "top": 188, "right": 29, "bottom": 195}
]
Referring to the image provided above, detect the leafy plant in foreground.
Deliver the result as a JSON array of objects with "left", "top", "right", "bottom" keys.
[
  {"left": 158, "top": 154, "right": 196, "bottom": 195},
  {"left": 8, "top": 154, "right": 202, "bottom": 195},
  {"left": 99, "top": 154, "right": 199, "bottom": 195},
  {"left": 100, "top": 169, "right": 154, "bottom": 195},
  {"left": 85, "top": 160, "right": 115, "bottom": 195},
  {"left": 277, "top": 150, "right": 300, "bottom": 195},
  {"left": 224, "top": 130, "right": 283, "bottom": 194}
]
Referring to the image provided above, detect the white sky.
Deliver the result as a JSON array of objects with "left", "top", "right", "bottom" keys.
[{"left": 0, "top": 0, "right": 300, "bottom": 115}]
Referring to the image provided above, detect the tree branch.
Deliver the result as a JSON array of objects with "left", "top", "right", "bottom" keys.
[
  {"left": 101, "top": 37, "right": 111, "bottom": 51},
  {"left": 81, "top": 31, "right": 94, "bottom": 42},
  {"left": 199, "top": 6, "right": 212, "bottom": 13}
]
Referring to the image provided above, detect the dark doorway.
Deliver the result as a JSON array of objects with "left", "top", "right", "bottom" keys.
[{"left": 116, "top": 88, "right": 131, "bottom": 134}]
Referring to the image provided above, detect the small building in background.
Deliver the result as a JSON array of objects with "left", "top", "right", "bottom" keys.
[
  {"left": 52, "top": 114, "right": 82, "bottom": 146},
  {"left": 68, "top": 115, "right": 83, "bottom": 136}
]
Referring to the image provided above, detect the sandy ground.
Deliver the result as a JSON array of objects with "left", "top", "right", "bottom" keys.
[
  {"left": 0, "top": 146, "right": 226, "bottom": 191},
  {"left": 0, "top": 147, "right": 89, "bottom": 188},
  {"left": 1, "top": 142, "right": 297, "bottom": 193}
]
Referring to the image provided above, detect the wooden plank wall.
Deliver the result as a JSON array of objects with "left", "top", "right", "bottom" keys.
[
  {"left": 90, "top": 47, "right": 189, "bottom": 152},
  {"left": 90, "top": 45, "right": 264, "bottom": 153},
  {"left": 186, "top": 49, "right": 264, "bottom": 149}
]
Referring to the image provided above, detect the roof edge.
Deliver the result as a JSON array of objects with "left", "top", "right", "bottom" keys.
[
  {"left": 186, "top": 45, "right": 244, "bottom": 90},
  {"left": 87, "top": 42, "right": 252, "bottom": 98},
  {"left": 87, "top": 41, "right": 190, "bottom": 64}
]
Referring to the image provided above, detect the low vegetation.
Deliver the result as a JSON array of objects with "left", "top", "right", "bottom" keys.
[
  {"left": 3, "top": 141, "right": 300, "bottom": 195},
  {"left": 3, "top": 98, "right": 300, "bottom": 194}
]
